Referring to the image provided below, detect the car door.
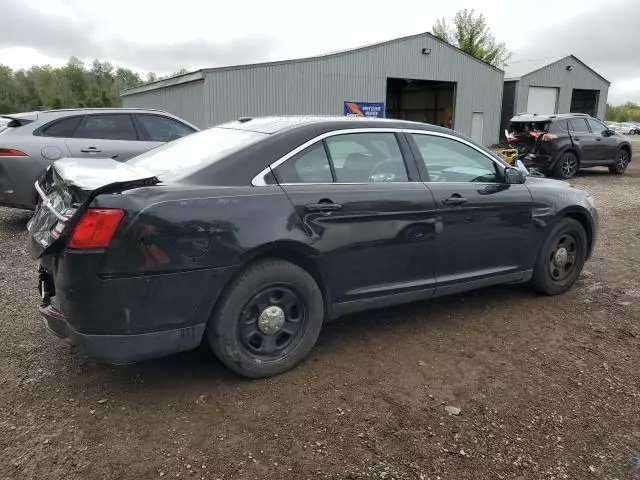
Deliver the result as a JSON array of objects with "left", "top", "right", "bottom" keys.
[
  {"left": 586, "top": 118, "right": 617, "bottom": 162},
  {"left": 567, "top": 117, "right": 598, "bottom": 163},
  {"left": 272, "top": 130, "right": 438, "bottom": 306},
  {"left": 407, "top": 131, "right": 537, "bottom": 296},
  {"left": 65, "top": 113, "right": 150, "bottom": 161}
]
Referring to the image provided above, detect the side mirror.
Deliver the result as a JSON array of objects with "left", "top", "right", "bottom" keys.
[
  {"left": 603, "top": 129, "right": 613, "bottom": 137},
  {"left": 504, "top": 166, "right": 525, "bottom": 184}
]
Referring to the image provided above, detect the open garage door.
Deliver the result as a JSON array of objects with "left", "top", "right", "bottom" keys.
[
  {"left": 570, "top": 89, "right": 599, "bottom": 117},
  {"left": 386, "top": 78, "right": 455, "bottom": 129},
  {"left": 526, "top": 87, "right": 558, "bottom": 114}
]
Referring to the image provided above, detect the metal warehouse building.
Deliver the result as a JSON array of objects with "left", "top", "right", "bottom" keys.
[
  {"left": 500, "top": 55, "right": 609, "bottom": 135},
  {"left": 121, "top": 32, "right": 504, "bottom": 146}
]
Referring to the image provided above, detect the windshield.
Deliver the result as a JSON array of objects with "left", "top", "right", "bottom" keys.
[{"left": 127, "top": 126, "right": 267, "bottom": 180}]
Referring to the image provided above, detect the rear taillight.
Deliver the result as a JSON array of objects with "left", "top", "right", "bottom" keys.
[
  {"left": 541, "top": 133, "right": 558, "bottom": 142},
  {"left": 0, "top": 148, "right": 27, "bottom": 156},
  {"left": 67, "top": 208, "right": 124, "bottom": 249}
]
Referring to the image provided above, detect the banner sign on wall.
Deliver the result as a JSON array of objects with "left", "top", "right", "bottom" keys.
[{"left": 343, "top": 101, "right": 385, "bottom": 118}]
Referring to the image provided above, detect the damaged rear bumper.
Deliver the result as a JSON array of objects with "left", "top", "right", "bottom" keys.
[
  {"left": 41, "top": 304, "right": 206, "bottom": 364},
  {"left": 519, "top": 153, "right": 554, "bottom": 171}
]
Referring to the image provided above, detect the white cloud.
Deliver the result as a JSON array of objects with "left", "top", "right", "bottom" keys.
[{"left": 1, "top": 0, "right": 638, "bottom": 104}]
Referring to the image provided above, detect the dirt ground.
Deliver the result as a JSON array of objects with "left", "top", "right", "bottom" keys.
[{"left": 1, "top": 142, "right": 639, "bottom": 480}]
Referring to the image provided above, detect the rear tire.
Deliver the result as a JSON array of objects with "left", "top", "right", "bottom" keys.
[
  {"left": 207, "top": 259, "right": 324, "bottom": 378},
  {"left": 531, "top": 218, "right": 587, "bottom": 295},
  {"left": 608, "top": 148, "right": 630, "bottom": 174},
  {"left": 553, "top": 151, "right": 579, "bottom": 179}
]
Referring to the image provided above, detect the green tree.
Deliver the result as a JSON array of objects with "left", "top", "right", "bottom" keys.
[
  {"left": 0, "top": 57, "right": 161, "bottom": 114},
  {"left": 432, "top": 9, "right": 511, "bottom": 67}
]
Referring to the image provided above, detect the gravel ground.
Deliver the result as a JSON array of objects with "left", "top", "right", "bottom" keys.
[{"left": 1, "top": 142, "right": 639, "bottom": 480}]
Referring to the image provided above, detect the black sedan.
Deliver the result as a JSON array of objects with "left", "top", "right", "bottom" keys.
[{"left": 28, "top": 116, "right": 598, "bottom": 378}]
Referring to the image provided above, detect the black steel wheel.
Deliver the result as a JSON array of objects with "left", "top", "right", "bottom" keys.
[
  {"left": 547, "top": 233, "right": 580, "bottom": 282},
  {"left": 532, "top": 218, "right": 587, "bottom": 295},
  {"left": 553, "top": 151, "right": 579, "bottom": 179},
  {"left": 609, "top": 148, "right": 630, "bottom": 174},
  {"left": 237, "top": 285, "right": 307, "bottom": 359},
  {"left": 207, "top": 259, "right": 324, "bottom": 378}
]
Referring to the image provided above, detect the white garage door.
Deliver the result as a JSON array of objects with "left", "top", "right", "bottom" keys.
[{"left": 526, "top": 87, "right": 558, "bottom": 114}]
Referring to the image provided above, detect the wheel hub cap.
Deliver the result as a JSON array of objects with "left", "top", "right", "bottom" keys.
[
  {"left": 554, "top": 247, "right": 568, "bottom": 267},
  {"left": 258, "top": 306, "right": 285, "bottom": 334}
]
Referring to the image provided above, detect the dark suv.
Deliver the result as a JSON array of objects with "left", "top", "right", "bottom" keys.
[{"left": 506, "top": 113, "right": 632, "bottom": 179}]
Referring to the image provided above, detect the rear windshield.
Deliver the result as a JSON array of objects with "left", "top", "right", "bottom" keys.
[
  {"left": 508, "top": 121, "right": 550, "bottom": 134},
  {"left": 127, "top": 127, "right": 267, "bottom": 180}
]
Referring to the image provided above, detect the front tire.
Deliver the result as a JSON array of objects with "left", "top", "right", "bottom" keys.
[
  {"left": 608, "top": 148, "right": 630, "bottom": 174},
  {"left": 207, "top": 259, "right": 324, "bottom": 378},
  {"left": 531, "top": 218, "right": 588, "bottom": 295},
  {"left": 553, "top": 151, "right": 579, "bottom": 179}
]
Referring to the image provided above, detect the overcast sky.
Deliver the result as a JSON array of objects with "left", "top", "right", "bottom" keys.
[{"left": 1, "top": 0, "right": 638, "bottom": 104}]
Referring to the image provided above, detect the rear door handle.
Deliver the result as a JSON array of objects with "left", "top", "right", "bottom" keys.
[
  {"left": 442, "top": 197, "right": 468, "bottom": 206},
  {"left": 305, "top": 202, "right": 342, "bottom": 212},
  {"left": 80, "top": 147, "right": 102, "bottom": 153}
]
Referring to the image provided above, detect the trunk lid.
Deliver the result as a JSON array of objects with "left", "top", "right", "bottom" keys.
[{"left": 27, "top": 157, "right": 158, "bottom": 257}]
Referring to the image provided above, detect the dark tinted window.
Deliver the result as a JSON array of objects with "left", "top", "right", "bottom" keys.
[
  {"left": 325, "top": 133, "right": 408, "bottom": 183},
  {"left": 412, "top": 134, "right": 500, "bottom": 183},
  {"left": 275, "top": 143, "right": 333, "bottom": 184},
  {"left": 40, "top": 116, "right": 82, "bottom": 137},
  {"left": 74, "top": 114, "right": 137, "bottom": 140},
  {"left": 587, "top": 118, "right": 607, "bottom": 135},
  {"left": 569, "top": 118, "right": 589, "bottom": 133},
  {"left": 136, "top": 114, "right": 195, "bottom": 142}
]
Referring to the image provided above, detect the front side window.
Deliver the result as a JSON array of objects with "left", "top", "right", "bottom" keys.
[
  {"left": 136, "top": 114, "right": 195, "bottom": 142},
  {"left": 74, "top": 114, "right": 138, "bottom": 141},
  {"left": 568, "top": 118, "right": 590, "bottom": 133},
  {"left": 587, "top": 118, "right": 607, "bottom": 135},
  {"left": 412, "top": 134, "right": 500, "bottom": 183},
  {"left": 325, "top": 133, "right": 408, "bottom": 183},
  {"left": 274, "top": 143, "right": 333, "bottom": 184}
]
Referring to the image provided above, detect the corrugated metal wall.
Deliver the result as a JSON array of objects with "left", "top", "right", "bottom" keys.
[
  {"left": 514, "top": 57, "right": 609, "bottom": 120},
  {"left": 202, "top": 34, "right": 504, "bottom": 145},
  {"left": 122, "top": 80, "right": 205, "bottom": 128}
]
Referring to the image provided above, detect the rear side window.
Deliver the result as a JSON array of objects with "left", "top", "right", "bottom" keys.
[
  {"left": 568, "top": 118, "right": 589, "bottom": 133},
  {"left": 326, "top": 133, "right": 408, "bottom": 183},
  {"left": 275, "top": 143, "right": 333, "bottom": 184},
  {"left": 549, "top": 120, "right": 569, "bottom": 133},
  {"left": 587, "top": 118, "right": 607, "bottom": 135},
  {"left": 136, "top": 114, "right": 195, "bottom": 142},
  {"left": 74, "top": 114, "right": 138, "bottom": 141},
  {"left": 40, "top": 117, "right": 82, "bottom": 137}
]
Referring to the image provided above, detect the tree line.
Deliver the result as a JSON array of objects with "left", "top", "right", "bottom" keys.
[
  {"left": 605, "top": 102, "right": 640, "bottom": 122},
  {"left": 0, "top": 57, "right": 186, "bottom": 114}
]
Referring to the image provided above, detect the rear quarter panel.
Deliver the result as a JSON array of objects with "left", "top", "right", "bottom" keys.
[{"left": 96, "top": 185, "right": 312, "bottom": 276}]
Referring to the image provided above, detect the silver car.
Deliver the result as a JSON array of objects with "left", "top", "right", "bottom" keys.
[{"left": 0, "top": 108, "right": 198, "bottom": 209}]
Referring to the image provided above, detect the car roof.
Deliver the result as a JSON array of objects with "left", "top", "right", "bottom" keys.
[
  {"left": 3, "top": 108, "right": 178, "bottom": 123},
  {"left": 510, "top": 113, "right": 592, "bottom": 123},
  {"left": 217, "top": 115, "right": 440, "bottom": 134}
]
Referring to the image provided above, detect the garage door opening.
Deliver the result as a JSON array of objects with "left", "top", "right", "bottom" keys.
[
  {"left": 570, "top": 89, "right": 599, "bottom": 117},
  {"left": 385, "top": 78, "right": 456, "bottom": 128}
]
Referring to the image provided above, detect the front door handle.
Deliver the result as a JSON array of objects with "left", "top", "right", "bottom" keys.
[
  {"left": 442, "top": 197, "right": 468, "bottom": 206},
  {"left": 81, "top": 147, "right": 102, "bottom": 153},
  {"left": 305, "top": 202, "right": 342, "bottom": 213},
  {"left": 596, "top": 137, "right": 602, "bottom": 141}
]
